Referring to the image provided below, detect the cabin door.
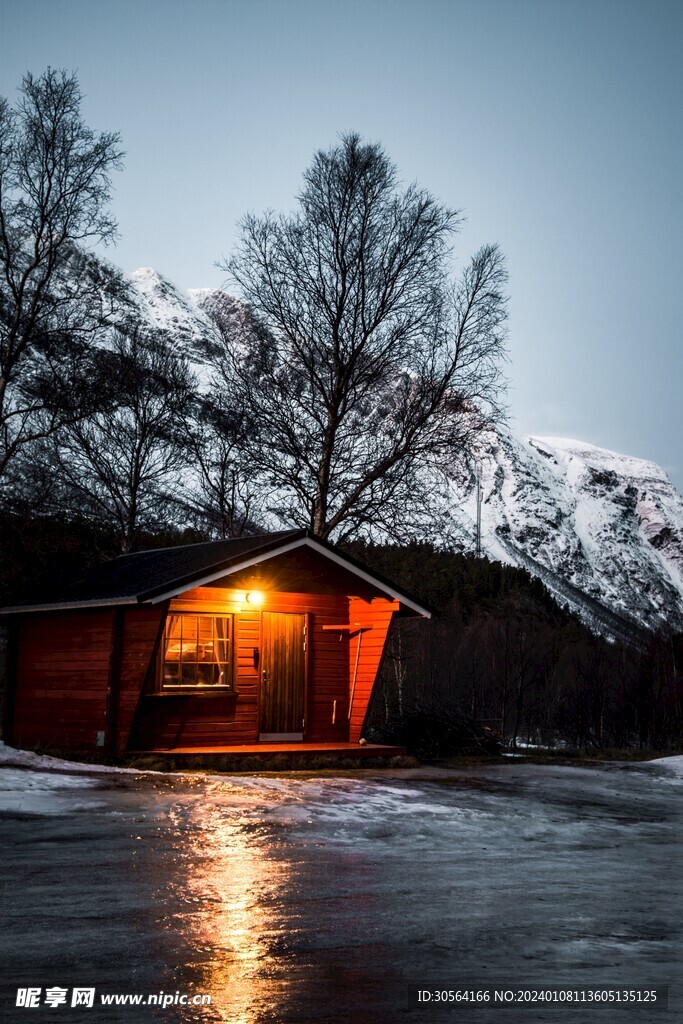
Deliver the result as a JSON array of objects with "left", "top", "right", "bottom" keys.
[{"left": 259, "top": 612, "right": 307, "bottom": 740}]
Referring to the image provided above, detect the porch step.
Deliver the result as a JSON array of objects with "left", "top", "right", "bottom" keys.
[
  {"left": 137, "top": 741, "right": 406, "bottom": 761},
  {"left": 137, "top": 741, "right": 409, "bottom": 765}
]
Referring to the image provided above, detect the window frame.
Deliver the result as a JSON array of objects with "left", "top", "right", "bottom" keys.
[{"left": 158, "top": 611, "right": 236, "bottom": 694}]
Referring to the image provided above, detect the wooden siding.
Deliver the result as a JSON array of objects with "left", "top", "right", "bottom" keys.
[
  {"left": 11, "top": 610, "right": 114, "bottom": 752},
  {"left": 129, "top": 589, "right": 255, "bottom": 749},
  {"left": 212, "top": 548, "right": 381, "bottom": 598},
  {"left": 347, "top": 597, "right": 399, "bottom": 743},
  {"left": 8, "top": 555, "right": 405, "bottom": 754},
  {"left": 129, "top": 587, "right": 351, "bottom": 748},
  {"left": 252, "top": 590, "right": 350, "bottom": 743},
  {"left": 307, "top": 613, "right": 350, "bottom": 742},
  {"left": 115, "top": 607, "right": 166, "bottom": 754}
]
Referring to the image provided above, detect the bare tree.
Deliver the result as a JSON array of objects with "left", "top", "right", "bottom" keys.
[
  {"left": 176, "top": 292, "right": 268, "bottom": 537},
  {"left": 179, "top": 399, "right": 266, "bottom": 538},
  {"left": 222, "top": 133, "right": 507, "bottom": 540},
  {"left": 54, "top": 329, "right": 194, "bottom": 551},
  {"left": 0, "top": 68, "right": 124, "bottom": 480}
]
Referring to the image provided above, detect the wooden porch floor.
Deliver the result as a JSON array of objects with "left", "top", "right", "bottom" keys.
[{"left": 141, "top": 742, "right": 405, "bottom": 759}]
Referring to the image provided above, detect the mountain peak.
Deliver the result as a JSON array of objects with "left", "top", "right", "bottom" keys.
[
  {"left": 128, "top": 267, "right": 224, "bottom": 364},
  {"left": 532, "top": 436, "right": 669, "bottom": 484}
]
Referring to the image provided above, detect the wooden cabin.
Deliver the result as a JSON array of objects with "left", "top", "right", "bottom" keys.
[{"left": 1, "top": 530, "right": 431, "bottom": 758}]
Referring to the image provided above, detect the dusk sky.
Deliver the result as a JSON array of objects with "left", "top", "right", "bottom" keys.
[{"left": 2, "top": 0, "right": 682, "bottom": 488}]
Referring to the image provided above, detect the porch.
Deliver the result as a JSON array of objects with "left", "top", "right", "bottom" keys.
[{"left": 133, "top": 740, "right": 407, "bottom": 769}]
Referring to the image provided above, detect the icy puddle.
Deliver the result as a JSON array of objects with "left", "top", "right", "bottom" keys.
[{"left": 0, "top": 759, "right": 680, "bottom": 1022}]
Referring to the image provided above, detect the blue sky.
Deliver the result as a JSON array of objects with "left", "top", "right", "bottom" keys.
[{"left": 1, "top": 0, "right": 682, "bottom": 488}]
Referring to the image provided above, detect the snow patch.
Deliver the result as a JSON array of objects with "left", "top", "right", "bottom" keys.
[
  {"left": 0, "top": 742, "right": 148, "bottom": 775},
  {"left": 0, "top": 767, "right": 102, "bottom": 816},
  {"left": 647, "top": 753, "right": 683, "bottom": 781}
]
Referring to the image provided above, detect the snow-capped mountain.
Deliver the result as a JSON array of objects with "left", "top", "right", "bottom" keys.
[
  {"left": 128, "top": 267, "right": 225, "bottom": 364},
  {"left": 127, "top": 267, "right": 683, "bottom": 636},
  {"left": 448, "top": 427, "right": 683, "bottom": 636}
]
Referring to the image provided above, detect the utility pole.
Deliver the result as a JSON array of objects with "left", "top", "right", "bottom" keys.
[{"left": 475, "top": 462, "right": 483, "bottom": 558}]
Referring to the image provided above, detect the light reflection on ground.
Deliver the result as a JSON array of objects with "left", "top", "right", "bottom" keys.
[
  {"left": 175, "top": 800, "right": 287, "bottom": 1024},
  {"left": 0, "top": 763, "right": 681, "bottom": 1023}
]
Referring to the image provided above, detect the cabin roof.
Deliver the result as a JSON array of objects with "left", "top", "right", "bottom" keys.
[{"left": 0, "top": 530, "right": 433, "bottom": 618}]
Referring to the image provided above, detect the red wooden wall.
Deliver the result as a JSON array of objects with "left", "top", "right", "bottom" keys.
[
  {"left": 115, "top": 607, "right": 166, "bottom": 754},
  {"left": 129, "top": 588, "right": 254, "bottom": 750},
  {"left": 11, "top": 610, "right": 114, "bottom": 752},
  {"left": 348, "top": 597, "right": 399, "bottom": 743},
  {"left": 7, "top": 571, "right": 404, "bottom": 754},
  {"left": 128, "top": 587, "right": 352, "bottom": 749}
]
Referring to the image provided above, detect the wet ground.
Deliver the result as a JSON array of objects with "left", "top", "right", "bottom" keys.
[{"left": 0, "top": 759, "right": 680, "bottom": 1023}]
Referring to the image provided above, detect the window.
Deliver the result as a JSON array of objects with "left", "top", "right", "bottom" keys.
[{"left": 161, "top": 613, "right": 234, "bottom": 690}]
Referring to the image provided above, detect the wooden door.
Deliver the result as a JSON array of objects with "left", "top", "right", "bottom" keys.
[{"left": 259, "top": 613, "right": 307, "bottom": 739}]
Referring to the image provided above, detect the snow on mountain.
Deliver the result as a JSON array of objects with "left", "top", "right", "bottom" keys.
[
  {"left": 128, "top": 267, "right": 225, "bottom": 365},
  {"left": 448, "top": 425, "right": 683, "bottom": 636},
  {"left": 127, "top": 267, "right": 683, "bottom": 636}
]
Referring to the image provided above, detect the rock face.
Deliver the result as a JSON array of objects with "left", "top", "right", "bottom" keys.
[
  {"left": 127, "top": 267, "right": 683, "bottom": 636},
  {"left": 129, "top": 267, "right": 225, "bottom": 364},
  {"left": 449, "top": 427, "right": 683, "bottom": 635}
]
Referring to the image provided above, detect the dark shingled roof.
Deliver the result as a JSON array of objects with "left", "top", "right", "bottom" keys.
[
  {"left": 8, "top": 531, "right": 303, "bottom": 609},
  {"left": 0, "top": 529, "right": 434, "bottom": 617}
]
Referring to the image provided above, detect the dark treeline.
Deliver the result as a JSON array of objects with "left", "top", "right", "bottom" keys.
[
  {"left": 345, "top": 542, "right": 683, "bottom": 754},
  {"left": 0, "top": 509, "right": 205, "bottom": 604}
]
